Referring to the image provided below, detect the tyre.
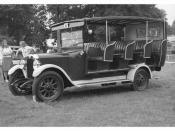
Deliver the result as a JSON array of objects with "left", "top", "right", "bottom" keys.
[
  {"left": 9, "top": 70, "right": 31, "bottom": 96},
  {"left": 32, "top": 71, "right": 64, "bottom": 102},
  {"left": 132, "top": 69, "right": 149, "bottom": 91}
]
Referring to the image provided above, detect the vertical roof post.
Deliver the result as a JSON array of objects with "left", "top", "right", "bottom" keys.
[
  {"left": 163, "top": 18, "right": 166, "bottom": 39},
  {"left": 146, "top": 21, "right": 149, "bottom": 43},
  {"left": 106, "top": 19, "right": 108, "bottom": 45},
  {"left": 108, "top": 26, "right": 111, "bottom": 41},
  {"left": 123, "top": 26, "right": 126, "bottom": 41}
]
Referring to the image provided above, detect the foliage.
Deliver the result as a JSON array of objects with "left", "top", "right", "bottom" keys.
[
  {"left": 171, "top": 20, "right": 175, "bottom": 35},
  {"left": 0, "top": 5, "right": 49, "bottom": 46},
  {"left": 46, "top": 4, "right": 166, "bottom": 24},
  {"left": 167, "top": 24, "right": 173, "bottom": 35},
  {"left": 0, "top": 4, "right": 168, "bottom": 46},
  {"left": 167, "top": 20, "right": 175, "bottom": 36}
]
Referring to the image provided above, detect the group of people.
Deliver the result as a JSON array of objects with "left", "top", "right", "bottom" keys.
[
  {"left": 0, "top": 39, "right": 35, "bottom": 82},
  {"left": 0, "top": 38, "right": 61, "bottom": 82}
]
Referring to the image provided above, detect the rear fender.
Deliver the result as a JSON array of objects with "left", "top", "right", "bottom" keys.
[{"left": 127, "top": 63, "right": 152, "bottom": 82}]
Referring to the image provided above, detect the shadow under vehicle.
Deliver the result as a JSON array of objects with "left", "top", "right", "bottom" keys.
[{"left": 8, "top": 16, "right": 167, "bottom": 102}]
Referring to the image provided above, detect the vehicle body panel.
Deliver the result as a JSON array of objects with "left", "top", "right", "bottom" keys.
[{"left": 37, "top": 51, "right": 86, "bottom": 80}]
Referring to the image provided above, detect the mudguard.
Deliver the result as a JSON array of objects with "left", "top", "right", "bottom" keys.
[
  {"left": 127, "top": 63, "right": 152, "bottom": 82},
  {"left": 32, "top": 64, "right": 74, "bottom": 85},
  {"left": 8, "top": 65, "right": 24, "bottom": 76}
]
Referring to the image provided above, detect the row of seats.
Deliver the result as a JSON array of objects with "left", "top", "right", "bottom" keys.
[
  {"left": 85, "top": 40, "right": 148, "bottom": 53},
  {"left": 85, "top": 40, "right": 163, "bottom": 61}
]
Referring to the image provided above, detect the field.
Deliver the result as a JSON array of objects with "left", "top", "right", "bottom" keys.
[{"left": 1, "top": 63, "right": 175, "bottom": 126}]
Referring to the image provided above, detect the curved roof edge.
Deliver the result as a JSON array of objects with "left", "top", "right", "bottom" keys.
[{"left": 51, "top": 16, "right": 165, "bottom": 28}]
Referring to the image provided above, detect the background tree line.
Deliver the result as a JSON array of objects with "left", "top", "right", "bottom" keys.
[
  {"left": 168, "top": 20, "right": 175, "bottom": 35},
  {"left": 0, "top": 4, "right": 168, "bottom": 46}
]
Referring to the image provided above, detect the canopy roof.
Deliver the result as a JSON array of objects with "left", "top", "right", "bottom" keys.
[{"left": 51, "top": 16, "right": 165, "bottom": 28}]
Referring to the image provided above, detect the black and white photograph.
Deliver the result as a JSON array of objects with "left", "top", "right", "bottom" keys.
[{"left": 0, "top": 0, "right": 175, "bottom": 127}]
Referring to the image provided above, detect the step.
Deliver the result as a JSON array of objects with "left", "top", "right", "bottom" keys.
[
  {"left": 87, "top": 68, "right": 130, "bottom": 74},
  {"left": 73, "top": 75, "right": 130, "bottom": 87}
]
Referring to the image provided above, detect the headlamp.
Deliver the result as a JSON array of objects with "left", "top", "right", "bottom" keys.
[{"left": 33, "top": 58, "right": 41, "bottom": 70}]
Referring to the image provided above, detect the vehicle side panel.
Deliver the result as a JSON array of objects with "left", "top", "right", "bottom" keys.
[{"left": 38, "top": 52, "right": 86, "bottom": 81}]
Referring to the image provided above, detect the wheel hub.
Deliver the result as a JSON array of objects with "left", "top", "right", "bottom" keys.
[{"left": 39, "top": 77, "right": 59, "bottom": 98}]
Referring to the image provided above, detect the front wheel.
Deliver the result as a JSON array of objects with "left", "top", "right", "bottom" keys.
[
  {"left": 9, "top": 70, "right": 31, "bottom": 96},
  {"left": 132, "top": 69, "right": 149, "bottom": 91},
  {"left": 32, "top": 71, "right": 64, "bottom": 102}
]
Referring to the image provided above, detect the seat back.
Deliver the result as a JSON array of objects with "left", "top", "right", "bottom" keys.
[
  {"left": 125, "top": 41, "right": 135, "bottom": 60},
  {"left": 134, "top": 40, "right": 146, "bottom": 52},
  {"left": 144, "top": 40, "right": 167, "bottom": 67},
  {"left": 84, "top": 42, "right": 106, "bottom": 52},
  {"left": 114, "top": 41, "right": 128, "bottom": 55},
  {"left": 87, "top": 47, "right": 103, "bottom": 58},
  {"left": 144, "top": 40, "right": 153, "bottom": 58},
  {"left": 158, "top": 40, "right": 167, "bottom": 67},
  {"left": 152, "top": 40, "right": 162, "bottom": 52},
  {"left": 85, "top": 42, "right": 106, "bottom": 58},
  {"left": 104, "top": 41, "right": 116, "bottom": 62}
]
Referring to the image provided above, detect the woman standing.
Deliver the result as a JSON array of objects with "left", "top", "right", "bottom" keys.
[{"left": 1, "top": 39, "right": 13, "bottom": 82}]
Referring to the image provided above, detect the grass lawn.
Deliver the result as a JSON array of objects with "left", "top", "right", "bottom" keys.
[{"left": 0, "top": 63, "right": 175, "bottom": 126}]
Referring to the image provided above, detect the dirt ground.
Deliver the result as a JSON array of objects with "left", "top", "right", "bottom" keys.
[{"left": 1, "top": 63, "right": 175, "bottom": 126}]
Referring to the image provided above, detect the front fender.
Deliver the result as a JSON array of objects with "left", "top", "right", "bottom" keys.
[
  {"left": 127, "top": 63, "right": 152, "bottom": 82},
  {"left": 8, "top": 65, "right": 24, "bottom": 76},
  {"left": 32, "top": 64, "right": 74, "bottom": 85}
]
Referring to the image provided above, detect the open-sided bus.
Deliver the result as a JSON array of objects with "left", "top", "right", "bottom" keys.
[{"left": 8, "top": 16, "right": 167, "bottom": 102}]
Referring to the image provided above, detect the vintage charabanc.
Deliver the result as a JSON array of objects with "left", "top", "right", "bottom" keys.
[{"left": 8, "top": 16, "right": 167, "bottom": 102}]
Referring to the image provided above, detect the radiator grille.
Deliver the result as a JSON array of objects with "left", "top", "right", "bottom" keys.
[{"left": 27, "top": 58, "right": 34, "bottom": 78}]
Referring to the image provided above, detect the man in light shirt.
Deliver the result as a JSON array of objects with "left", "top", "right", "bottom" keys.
[{"left": 16, "top": 41, "right": 35, "bottom": 58}]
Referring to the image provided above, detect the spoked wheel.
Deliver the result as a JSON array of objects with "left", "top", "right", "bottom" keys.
[
  {"left": 32, "top": 71, "right": 64, "bottom": 102},
  {"left": 133, "top": 69, "right": 149, "bottom": 91},
  {"left": 9, "top": 71, "right": 32, "bottom": 96}
]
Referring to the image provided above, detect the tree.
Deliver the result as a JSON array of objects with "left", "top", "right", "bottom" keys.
[
  {"left": 46, "top": 4, "right": 166, "bottom": 24},
  {"left": 0, "top": 5, "right": 49, "bottom": 46},
  {"left": 0, "top": 4, "right": 167, "bottom": 46},
  {"left": 167, "top": 24, "right": 173, "bottom": 35},
  {"left": 171, "top": 20, "right": 175, "bottom": 35}
]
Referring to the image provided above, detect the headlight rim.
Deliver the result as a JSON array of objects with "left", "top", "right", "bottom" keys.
[{"left": 33, "top": 59, "right": 41, "bottom": 69}]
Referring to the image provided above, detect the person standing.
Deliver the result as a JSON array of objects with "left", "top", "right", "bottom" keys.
[
  {"left": 16, "top": 41, "right": 35, "bottom": 58},
  {"left": 42, "top": 40, "right": 48, "bottom": 53},
  {"left": 1, "top": 39, "right": 13, "bottom": 82}
]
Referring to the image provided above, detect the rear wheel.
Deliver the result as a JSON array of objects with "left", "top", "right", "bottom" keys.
[
  {"left": 32, "top": 71, "right": 64, "bottom": 102},
  {"left": 132, "top": 69, "right": 149, "bottom": 91}
]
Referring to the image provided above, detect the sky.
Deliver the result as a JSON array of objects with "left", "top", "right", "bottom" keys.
[{"left": 156, "top": 4, "right": 175, "bottom": 25}]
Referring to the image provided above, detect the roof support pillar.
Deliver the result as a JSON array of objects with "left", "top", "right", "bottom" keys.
[
  {"left": 106, "top": 20, "right": 108, "bottom": 45},
  {"left": 163, "top": 18, "right": 167, "bottom": 39},
  {"left": 146, "top": 21, "right": 149, "bottom": 43}
]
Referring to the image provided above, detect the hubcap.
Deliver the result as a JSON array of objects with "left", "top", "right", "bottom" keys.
[{"left": 135, "top": 73, "right": 146, "bottom": 90}]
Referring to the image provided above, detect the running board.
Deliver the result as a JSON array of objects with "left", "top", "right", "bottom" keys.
[
  {"left": 87, "top": 68, "right": 130, "bottom": 74},
  {"left": 72, "top": 75, "right": 131, "bottom": 87}
]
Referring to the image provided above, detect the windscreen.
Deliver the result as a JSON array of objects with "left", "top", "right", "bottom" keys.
[{"left": 61, "top": 29, "right": 83, "bottom": 48}]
